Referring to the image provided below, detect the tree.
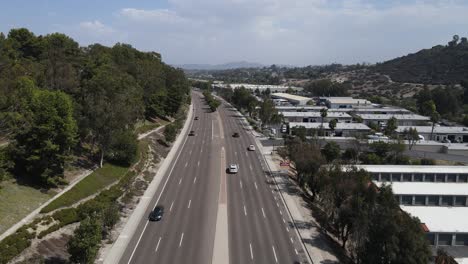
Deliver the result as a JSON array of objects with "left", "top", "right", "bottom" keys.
[
  {"left": 435, "top": 248, "right": 457, "bottom": 264},
  {"left": 384, "top": 117, "right": 398, "bottom": 137},
  {"left": 10, "top": 85, "right": 77, "bottom": 186},
  {"left": 404, "top": 127, "right": 419, "bottom": 150},
  {"left": 322, "top": 142, "right": 341, "bottom": 162},
  {"left": 328, "top": 119, "right": 337, "bottom": 135},
  {"left": 286, "top": 87, "right": 295, "bottom": 94},
  {"left": 68, "top": 217, "right": 102, "bottom": 264},
  {"left": 106, "top": 130, "right": 137, "bottom": 166},
  {"left": 164, "top": 124, "right": 177, "bottom": 143},
  {"left": 320, "top": 108, "right": 328, "bottom": 131},
  {"left": 259, "top": 99, "right": 277, "bottom": 127}
]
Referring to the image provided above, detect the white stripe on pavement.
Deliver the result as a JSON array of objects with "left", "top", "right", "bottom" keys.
[
  {"left": 272, "top": 246, "right": 278, "bottom": 263},
  {"left": 155, "top": 237, "right": 162, "bottom": 252},
  {"left": 262, "top": 208, "right": 266, "bottom": 218},
  {"left": 188, "top": 200, "right": 191, "bottom": 209},
  {"left": 250, "top": 243, "right": 254, "bottom": 260},
  {"left": 179, "top": 233, "right": 184, "bottom": 247},
  {"left": 170, "top": 201, "right": 174, "bottom": 211}
]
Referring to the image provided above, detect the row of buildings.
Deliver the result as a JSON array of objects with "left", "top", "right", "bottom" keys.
[{"left": 352, "top": 165, "right": 468, "bottom": 263}]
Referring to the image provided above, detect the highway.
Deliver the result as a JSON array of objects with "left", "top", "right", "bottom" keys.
[{"left": 119, "top": 91, "right": 308, "bottom": 264}]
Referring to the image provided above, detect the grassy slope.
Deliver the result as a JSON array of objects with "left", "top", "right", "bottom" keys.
[
  {"left": 41, "top": 164, "right": 128, "bottom": 213},
  {"left": 0, "top": 181, "right": 54, "bottom": 234}
]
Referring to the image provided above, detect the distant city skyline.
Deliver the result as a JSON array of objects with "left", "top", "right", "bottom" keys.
[{"left": 1, "top": 0, "right": 468, "bottom": 66}]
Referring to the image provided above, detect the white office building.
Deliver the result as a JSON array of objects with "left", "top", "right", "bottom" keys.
[
  {"left": 281, "top": 112, "right": 352, "bottom": 123},
  {"left": 396, "top": 126, "right": 468, "bottom": 143},
  {"left": 356, "top": 114, "right": 430, "bottom": 126},
  {"left": 289, "top": 122, "right": 370, "bottom": 137}
]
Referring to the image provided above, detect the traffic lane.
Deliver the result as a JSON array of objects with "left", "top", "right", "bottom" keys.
[
  {"left": 221, "top": 106, "right": 278, "bottom": 264},
  {"left": 225, "top": 106, "right": 304, "bottom": 263},
  {"left": 176, "top": 112, "right": 219, "bottom": 264},
  {"left": 122, "top": 96, "right": 209, "bottom": 263},
  {"left": 226, "top": 115, "right": 296, "bottom": 264},
  {"left": 156, "top": 97, "right": 215, "bottom": 263}
]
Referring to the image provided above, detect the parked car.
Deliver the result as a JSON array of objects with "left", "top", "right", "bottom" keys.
[
  {"left": 228, "top": 164, "right": 239, "bottom": 174},
  {"left": 248, "top": 144, "right": 255, "bottom": 151},
  {"left": 442, "top": 138, "right": 451, "bottom": 143},
  {"left": 189, "top": 130, "right": 195, "bottom": 136},
  {"left": 194, "top": 116, "right": 199, "bottom": 120},
  {"left": 149, "top": 206, "right": 164, "bottom": 221},
  {"left": 232, "top": 132, "right": 240, "bottom": 138}
]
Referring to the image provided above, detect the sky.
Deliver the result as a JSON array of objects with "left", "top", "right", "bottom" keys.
[{"left": 1, "top": 0, "right": 468, "bottom": 66}]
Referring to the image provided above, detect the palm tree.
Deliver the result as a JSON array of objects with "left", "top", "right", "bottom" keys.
[{"left": 320, "top": 108, "right": 328, "bottom": 136}]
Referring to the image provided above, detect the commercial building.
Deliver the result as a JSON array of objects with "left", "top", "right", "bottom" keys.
[
  {"left": 276, "top": 106, "right": 326, "bottom": 112},
  {"left": 271, "top": 93, "right": 312, "bottom": 106},
  {"left": 396, "top": 126, "right": 468, "bottom": 143},
  {"left": 352, "top": 165, "right": 468, "bottom": 258},
  {"left": 320, "top": 97, "right": 372, "bottom": 109},
  {"left": 213, "top": 83, "right": 303, "bottom": 93},
  {"left": 356, "top": 113, "right": 430, "bottom": 126},
  {"left": 281, "top": 111, "right": 352, "bottom": 123},
  {"left": 289, "top": 122, "right": 370, "bottom": 137}
]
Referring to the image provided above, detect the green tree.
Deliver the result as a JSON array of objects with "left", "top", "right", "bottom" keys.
[
  {"left": 384, "top": 117, "right": 398, "bottom": 137},
  {"left": 106, "top": 130, "right": 137, "bottom": 166},
  {"left": 164, "top": 124, "right": 177, "bottom": 143},
  {"left": 320, "top": 108, "right": 328, "bottom": 130},
  {"left": 328, "top": 119, "right": 337, "bottom": 135},
  {"left": 10, "top": 85, "right": 77, "bottom": 186},
  {"left": 259, "top": 99, "right": 277, "bottom": 127},
  {"left": 404, "top": 127, "right": 419, "bottom": 150},
  {"left": 68, "top": 217, "right": 102, "bottom": 264},
  {"left": 322, "top": 142, "right": 341, "bottom": 162}
]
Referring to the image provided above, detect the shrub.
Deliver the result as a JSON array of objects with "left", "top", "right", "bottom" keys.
[{"left": 421, "top": 158, "right": 436, "bottom": 165}]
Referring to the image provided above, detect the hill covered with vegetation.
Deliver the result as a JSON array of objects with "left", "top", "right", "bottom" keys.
[
  {"left": 374, "top": 35, "right": 468, "bottom": 84},
  {"left": 0, "top": 28, "right": 189, "bottom": 186}
]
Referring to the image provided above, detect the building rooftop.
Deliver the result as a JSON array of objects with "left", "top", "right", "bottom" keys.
[
  {"left": 215, "top": 83, "right": 303, "bottom": 91},
  {"left": 281, "top": 111, "right": 351, "bottom": 118},
  {"left": 401, "top": 206, "right": 468, "bottom": 233},
  {"left": 396, "top": 126, "right": 468, "bottom": 134},
  {"left": 374, "top": 182, "right": 468, "bottom": 196},
  {"left": 289, "top": 122, "right": 370, "bottom": 130},
  {"left": 271, "top": 93, "right": 312, "bottom": 102},
  {"left": 324, "top": 97, "right": 372, "bottom": 105},
  {"left": 354, "top": 165, "right": 468, "bottom": 174},
  {"left": 357, "top": 114, "right": 430, "bottom": 121},
  {"left": 276, "top": 106, "right": 326, "bottom": 111}
]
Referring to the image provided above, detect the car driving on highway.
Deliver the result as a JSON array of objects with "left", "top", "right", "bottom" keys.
[
  {"left": 227, "top": 164, "right": 239, "bottom": 174},
  {"left": 188, "top": 130, "right": 195, "bottom": 136},
  {"left": 149, "top": 206, "right": 164, "bottom": 221},
  {"left": 248, "top": 144, "right": 255, "bottom": 151},
  {"left": 232, "top": 132, "right": 240, "bottom": 138}
]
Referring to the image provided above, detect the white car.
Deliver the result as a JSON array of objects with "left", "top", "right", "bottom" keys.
[
  {"left": 248, "top": 144, "right": 255, "bottom": 151},
  {"left": 228, "top": 164, "right": 239, "bottom": 174}
]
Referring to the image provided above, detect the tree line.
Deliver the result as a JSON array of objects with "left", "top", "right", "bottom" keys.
[
  {"left": 278, "top": 137, "right": 432, "bottom": 263},
  {"left": 0, "top": 28, "right": 189, "bottom": 186}
]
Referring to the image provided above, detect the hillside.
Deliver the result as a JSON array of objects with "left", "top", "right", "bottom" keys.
[{"left": 374, "top": 36, "right": 468, "bottom": 84}]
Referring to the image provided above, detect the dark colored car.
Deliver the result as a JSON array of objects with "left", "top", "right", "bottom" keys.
[
  {"left": 149, "top": 206, "right": 164, "bottom": 221},
  {"left": 189, "top": 130, "right": 195, "bottom": 136},
  {"left": 232, "top": 132, "right": 240, "bottom": 138},
  {"left": 194, "top": 116, "right": 199, "bottom": 120}
]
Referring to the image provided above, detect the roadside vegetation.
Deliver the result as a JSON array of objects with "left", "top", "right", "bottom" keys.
[
  {"left": 0, "top": 28, "right": 190, "bottom": 263},
  {"left": 277, "top": 136, "right": 432, "bottom": 263}
]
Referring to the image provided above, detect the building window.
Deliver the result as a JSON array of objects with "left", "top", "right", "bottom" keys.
[
  {"left": 441, "top": 196, "right": 453, "bottom": 206},
  {"left": 372, "top": 173, "right": 380, "bottom": 181},
  {"left": 391, "top": 173, "right": 401, "bottom": 181},
  {"left": 424, "top": 174, "right": 435, "bottom": 182},
  {"left": 381, "top": 173, "right": 390, "bottom": 182},
  {"left": 454, "top": 196, "right": 467, "bottom": 206},
  {"left": 446, "top": 174, "right": 457, "bottom": 182},
  {"left": 414, "top": 196, "right": 426, "bottom": 205},
  {"left": 402, "top": 173, "right": 412, "bottom": 182},
  {"left": 401, "top": 196, "right": 413, "bottom": 205},
  {"left": 414, "top": 173, "right": 423, "bottom": 182},
  {"left": 426, "top": 233, "right": 436, "bottom": 245},
  {"left": 435, "top": 174, "right": 446, "bottom": 182},
  {"left": 455, "top": 234, "right": 468, "bottom": 246},
  {"left": 438, "top": 234, "right": 453, "bottom": 246},
  {"left": 459, "top": 174, "right": 468, "bottom": 183},
  {"left": 427, "top": 196, "right": 439, "bottom": 206}
]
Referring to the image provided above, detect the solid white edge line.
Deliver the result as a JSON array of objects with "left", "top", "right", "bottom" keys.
[
  {"left": 126, "top": 107, "right": 194, "bottom": 264},
  {"left": 295, "top": 249, "right": 299, "bottom": 255},
  {"left": 250, "top": 243, "right": 254, "bottom": 260},
  {"left": 155, "top": 237, "right": 162, "bottom": 252},
  {"left": 240, "top": 180, "right": 242, "bottom": 189}
]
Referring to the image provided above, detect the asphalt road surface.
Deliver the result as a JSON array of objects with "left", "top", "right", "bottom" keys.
[{"left": 119, "top": 92, "right": 307, "bottom": 264}]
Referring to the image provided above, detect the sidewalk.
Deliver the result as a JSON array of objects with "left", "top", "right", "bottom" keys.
[{"left": 252, "top": 135, "right": 342, "bottom": 264}]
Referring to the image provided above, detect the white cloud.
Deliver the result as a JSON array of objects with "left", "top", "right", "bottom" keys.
[{"left": 63, "top": 0, "right": 468, "bottom": 65}]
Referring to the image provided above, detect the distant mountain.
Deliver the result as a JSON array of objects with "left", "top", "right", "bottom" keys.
[
  {"left": 176, "top": 61, "right": 264, "bottom": 70},
  {"left": 374, "top": 37, "right": 468, "bottom": 84}
]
